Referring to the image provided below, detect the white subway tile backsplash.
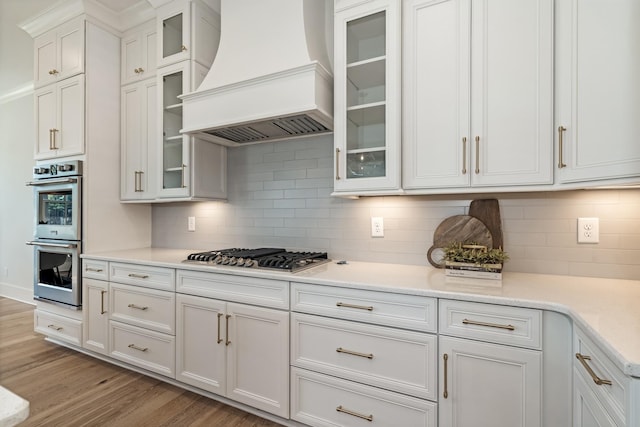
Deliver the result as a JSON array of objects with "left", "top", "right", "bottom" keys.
[{"left": 152, "top": 135, "right": 640, "bottom": 281}]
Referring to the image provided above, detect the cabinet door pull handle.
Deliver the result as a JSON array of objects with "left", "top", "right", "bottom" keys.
[
  {"left": 127, "top": 273, "right": 149, "bottom": 279},
  {"left": 47, "top": 324, "right": 63, "bottom": 331},
  {"left": 558, "top": 126, "right": 567, "bottom": 168},
  {"left": 335, "top": 148, "right": 341, "bottom": 180},
  {"left": 462, "top": 137, "right": 467, "bottom": 174},
  {"left": 180, "top": 164, "right": 187, "bottom": 188},
  {"left": 336, "top": 347, "right": 374, "bottom": 359},
  {"left": 128, "top": 344, "right": 148, "bottom": 352},
  {"left": 336, "top": 405, "right": 373, "bottom": 422},
  {"left": 462, "top": 318, "right": 515, "bottom": 331},
  {"left": 127, "top": 303, "right": 148, "bottom": 311},
  {"left": 225, "top": 314, "right": 231, "bottom": 346},
  {"left": 336, "top": 302, "right": 373, "bottom": 311},
  {"left": 85, "top": 267, "right": 103, "bottom": 272},
  {"left": 443, "top": 353, "right": 449, "bottom": 398},
  {"left": 181, "top": 45, "right": 187, "bottom": 51},
  {"left": 576, "top": 353, "right": 612, "bottom": 386},
  {"left": 217, "top": 313, "right": 223, "bottom": 344},
  {"left": 475, "top": 136, "right": 480, "bottom": 174},
  {"left": 49, "top": 129, "right": 58, "bottom": 150},
  {"left": 100, "top": 290, "right": 107, "bottom": 314}
]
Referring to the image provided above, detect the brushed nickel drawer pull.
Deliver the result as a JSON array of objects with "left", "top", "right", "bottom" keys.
[
  {"left": 443, "top": 353, "right": 449, "bottom": 398},
  {"left": 47, "top": 324, "right": 63, "bottom": 331},
  {"left": 336, "top": 405, "right": 373, "bottom": 422},
  {"left": 576, "top": 353, "right": 612, "bottom": 386},
  {"left": 217, "top": 313, "right": 223, "bottom": 344},
  {"left": 225, "top": 314, "right": 231, "bottom": 346},
  {"left": 127, "top": 304, "right": 148, "bottom": 311},
  {"left": 128, "top": 344, "right": 148, "bottom": 352},
  {"left": 336, "top": 347, "right": 374, "bottom": 359},
  {"left": 100, "top": 290, "right": 107, "bottom": 314},
  {"left": 85, "top": 267, "right": 103, "bottom": 272},
  {"left": 127, "top": 273, "right": 149, "bottom": 279},
  {"left": 462, "top": 318, "right": 515, "bottom": 331},
  {"left": 336, "top": 302, "right": 373, "bottom": 311}
]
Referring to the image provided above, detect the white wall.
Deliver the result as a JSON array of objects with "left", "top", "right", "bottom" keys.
[
  {"left": 0, "top": 0, "right": 52, "bottom": 302},
  {"left": 153, "top": 135, "right": 640, "bottom": 281}
]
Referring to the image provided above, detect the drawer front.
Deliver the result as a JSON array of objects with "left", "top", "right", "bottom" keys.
[
  {"left": 110, "top": 320, "right": 175, "bottom": 377},
  {"left": 439, "top": 299, "right": 542, "bottom": 349},
  {"left": 110, "top": 262, "right": 175, "bottom": 291},
  {"left": 82, "top": 259, "right": 109, "bottom": 280},
  {"left": 575, "top": 327, "right": 628, "bottom": 426},
  {"left": 110, "top": 282, "right": 175, "bottom": 334},
  {"left": 176, "top": 270, "right": 288, "bottom": 309},
  {"left": 34, "top": 309, "right": 82, "bottom": 346},
  {"left": 292, "top": 313, "right": 437, "bottom": 400},
  {"left": 291, "top": 367, "right": 438, "bottom": 427},
  {"left": 291, "top": 282, "right": 437, "bottom": 332}
]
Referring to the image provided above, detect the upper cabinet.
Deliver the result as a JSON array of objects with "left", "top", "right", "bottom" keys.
[
  {"left": 333, "top": 0, "right": 402, "bottom": 195},
  {"left": 33, "top": 17, "right": 84, "bottom": 88},
  {"left": 156, "top": 0, "right": 219, "bottom": 69},
  {"left": 121, "top": 20, "right": 157, "bottom": 86},
  {"left": 555, "top": 0, "right": 640, "bottom": 185},
  {"left": 402, "top": 0, "right": 554, "bottom": 192}
]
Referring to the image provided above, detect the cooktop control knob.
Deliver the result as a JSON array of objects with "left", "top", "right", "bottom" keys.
[
  {"left": 34, "top": 167, "right": 49, "bottom": 175},
  {"left": 58, "top": 164, "right": 73, "bottom": 172}
]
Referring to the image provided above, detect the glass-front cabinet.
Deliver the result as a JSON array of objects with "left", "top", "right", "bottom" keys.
[
  {"left": 157, "top": 3, "right": 190, "bottom": 68},
  {"left": 333, "top": 0, "right": 401, "bottom": 195}
]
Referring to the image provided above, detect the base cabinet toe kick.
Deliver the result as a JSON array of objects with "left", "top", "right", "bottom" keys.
[{"left": 27, "top": 256, "right": 639, "bottom": 427}]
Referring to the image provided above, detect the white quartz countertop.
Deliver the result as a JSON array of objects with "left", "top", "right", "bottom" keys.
[
  {"left": 83, "top": 247, "right": 640, "bottom": 377},
  {"left": 0, "top": 386, "right": 29, "bottom": 426}
]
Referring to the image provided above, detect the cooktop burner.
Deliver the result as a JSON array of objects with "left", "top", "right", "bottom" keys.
[{"left": 184, "top": 248, "right": 330, "bottom": 273}]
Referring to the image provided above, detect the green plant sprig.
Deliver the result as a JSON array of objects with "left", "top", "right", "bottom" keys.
[{"left": 443, "top": 242, "right": 509, "bottom": 266}]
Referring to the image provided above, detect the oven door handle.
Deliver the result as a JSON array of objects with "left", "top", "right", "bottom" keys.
[
  {"left": 26, "top": 241, "right": 78, "bottom": 249},
  {"left": 26, "top": 177, "right": 78, "bottom": 186}
]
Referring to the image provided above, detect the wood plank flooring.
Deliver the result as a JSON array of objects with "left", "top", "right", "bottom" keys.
[{"left": 0, "top": 297, "right": 283, "bottom": 426}]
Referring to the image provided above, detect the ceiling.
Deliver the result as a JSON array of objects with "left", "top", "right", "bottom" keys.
[{"left": 94, "top": 0, "right": 219, "bottom": 14}]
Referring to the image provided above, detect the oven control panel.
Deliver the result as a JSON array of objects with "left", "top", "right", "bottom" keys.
[{"left": 33, "top": 160, "right": 83, "bottom": 179}]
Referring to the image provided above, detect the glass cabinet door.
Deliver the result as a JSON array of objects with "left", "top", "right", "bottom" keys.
[
  {"left": 157, "top": 4, "right": 191, "bottom": 68},
  {"left": 334, "top": 1, "right": 401, "bottom": 194}
]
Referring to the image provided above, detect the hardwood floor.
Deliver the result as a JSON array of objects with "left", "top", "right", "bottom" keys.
[{"left": 0, "top": 297, "right": 282, "bottom": 426}]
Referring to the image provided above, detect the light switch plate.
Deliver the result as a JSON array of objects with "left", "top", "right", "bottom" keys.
[
  {"left": 188, "top": 216, "right": 196, "bottom": 232},
  {"left": 577, "top": 217, "right": 599, "bottom": 243}
]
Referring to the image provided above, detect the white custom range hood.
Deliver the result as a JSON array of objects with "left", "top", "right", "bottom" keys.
[{"left": 181, "top": 0, "right": 333, "bottom": 146}]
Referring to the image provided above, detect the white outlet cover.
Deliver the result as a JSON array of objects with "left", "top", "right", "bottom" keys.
[
  {"left": 371, "top": 217, "right": 384, "bottom": 237},
  {"left": 577, "top": 217, "right": 599, "bottom": 243},
  {"left": 188, "top": 216, "right": 196, "bottom": 232}
]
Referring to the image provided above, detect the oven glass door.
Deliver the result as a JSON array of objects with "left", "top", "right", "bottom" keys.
[
  {"left": 32, "top": 178, "right": 81, "bottom": 241},
  {"left": 32, "top": 241, "right": 81, "bottom": 307}
]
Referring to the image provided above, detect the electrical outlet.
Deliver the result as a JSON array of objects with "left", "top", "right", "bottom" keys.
[
  {"left": 371, "top": 217, "right": 384, "bottom": 237},
  {"left": 188, "top": 216, "right": 196, "bottom": 232},
  {"left": 577, "top": 217, "right": 599, "bottom": 243}
]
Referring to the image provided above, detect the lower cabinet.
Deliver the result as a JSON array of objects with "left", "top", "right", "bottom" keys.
[
  {"left": 175, "top": 293, "right": 289, "bottom": 418},
  {"left": 82, "top": 278, "right": 109, "bottom": 355},
  {"left": 574, "top": 368, "right": 618, "bottom": 427}
]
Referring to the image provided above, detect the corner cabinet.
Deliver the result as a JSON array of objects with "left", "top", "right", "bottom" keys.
[
  {"left": 555, "top": 0, "right": 640, "bottom": 185},
  {"left": 402, "top": 0, "right": 554, "bottom": 192},
  {"left": 332, "top": 0, "right": 402, "bottom": 196}
]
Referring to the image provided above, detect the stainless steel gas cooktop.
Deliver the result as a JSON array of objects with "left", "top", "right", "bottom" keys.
[{"left": 183, "top": 248, "right": 330, "bottom": 273}]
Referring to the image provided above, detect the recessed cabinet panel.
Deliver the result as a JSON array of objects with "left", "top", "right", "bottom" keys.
[
  {"left": 33, "top": 17, "right": 84, "bottom": 88},
  {"left": 121, "top": 20, "right": 157, "bottom": 85}
]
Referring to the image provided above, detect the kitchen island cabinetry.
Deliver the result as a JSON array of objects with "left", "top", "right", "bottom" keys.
[
  {"left": 402, "top": 0, "right": 553, "bottom": 192},
  {"left": 175, "top": 271, "right": 289, "bottom": 418},
  {"left": 332, "top": 0, "right": 402, "bottom": 196},
  {"left": 555, "top": 0, "right": 640, "bottom": 186}
]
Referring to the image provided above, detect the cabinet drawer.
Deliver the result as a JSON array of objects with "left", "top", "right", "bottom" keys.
[
  {"left": 439, "top": 299, "right": 542, "bottom": 349},
  {"left": 34, "top": 309, "right": 82, "bottom": 346},
  {"left": 110, "top": 320, "right": 175, "bottom": 377},
  {"left": 110, "top": 282, "right": 175, "bottom": 334},
  {"left": 291, "top": 282, "right": 437, "bottom": 332},
  {"left": 82, "top": 259, "right": 108, "bottom": 280},
  {"left": 574, "top": 327, "right": 628, "bottom": 426},
  {"left": 291, "top": 367, "right": 437, "bottom": 427},
  {"left": 176, "top": 270, "right": 288, "bottom": 309},
  {"left": 292, "top": 313, "right": 437, "bottom": 400},
  {"left": 110, "top": 262, "right": 175, "bottom": 291}
]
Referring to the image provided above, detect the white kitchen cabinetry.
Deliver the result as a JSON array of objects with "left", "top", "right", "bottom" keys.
[
  {"left": 82, "top": 278, "right": 109, "bottom": 355},
  {"left": 333, "top": 0, "right": 402, "bottom": 195},
  {"left": 573, "top": 326, "right": 638, "bottom": 427},
  {"left": 155, "top": 0, "right": 219, "bottom": 69},
  {"left": 33, "top": 16, "right": 84, "bottom": 88},
  {"left": 555, "top": 0, "right": 640, "bottom": 185},
  {"left": 438, "top": 299, "right": 543, "bottom": 427},
  {"left": 121, "top": 79, "right": 157, "bottom": 200},
  {"left": 157, "top": 56, "right": 226, "bottom": 201},
  {"left": 34, "top": 74, "right": 84, "bottom": 160},
  {"left": 290, "top": 282, "right": 438, "bottom": 426},
  {"left": 175, "top": 271, "right": 289, "bottom": 418},
  {"left": 402, "top": 0, "right": 554, "bottom": 191},
  {"left": 121, "top": 20, "right": 157, "bottom": 86}
]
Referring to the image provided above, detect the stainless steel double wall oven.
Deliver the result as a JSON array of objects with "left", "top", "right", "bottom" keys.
[{"left": 27, "top": 160, "right": 83, "bottom": 308}]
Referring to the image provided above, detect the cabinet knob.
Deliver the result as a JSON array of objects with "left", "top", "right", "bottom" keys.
[
  {"left": 181, "top": 45, "right": 187, "bottom": 51},
  {"left": 49, "top": 69, "right": 59, "bottom": 75}
]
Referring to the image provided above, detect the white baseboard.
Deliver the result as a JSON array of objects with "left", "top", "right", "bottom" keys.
[{"left": 0, "top": 282, "right": 34, "bottom": 305}]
